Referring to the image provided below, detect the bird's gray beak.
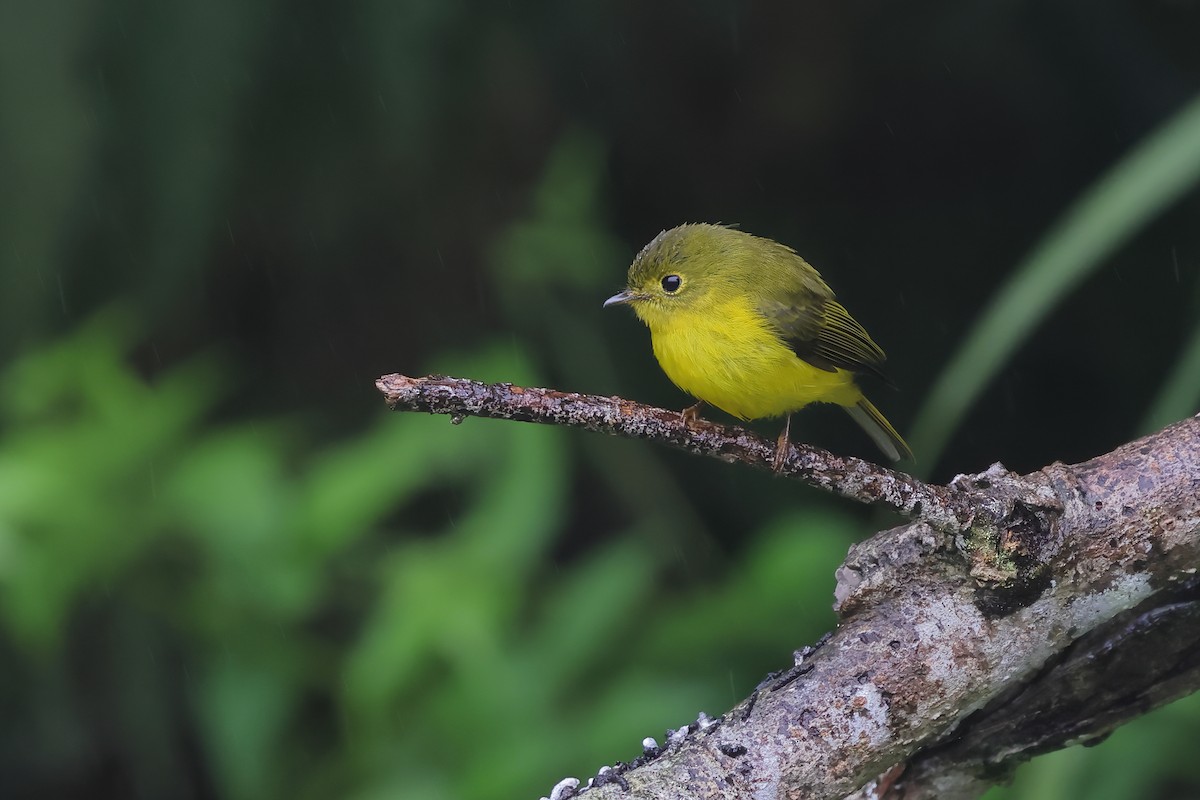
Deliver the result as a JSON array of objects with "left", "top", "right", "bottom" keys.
[{"left": 603, "top": 289, "right": 634, "bottom": 308}]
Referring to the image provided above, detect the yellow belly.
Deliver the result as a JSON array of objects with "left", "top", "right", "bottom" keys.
[{"left": 647, "top": 300, "right": 861, "bottom": 420}]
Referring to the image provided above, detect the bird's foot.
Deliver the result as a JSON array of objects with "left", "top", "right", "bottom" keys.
[
  {"left": 681, "top": 401, "right": 704, "bottom": 426},
  {"left": 771, "top": 415, "right": 792, "bottom": 473}
]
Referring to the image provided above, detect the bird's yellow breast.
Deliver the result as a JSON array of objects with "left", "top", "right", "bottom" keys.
[{"left": 642, "top": 295, "right": 861, "bottom": 420}]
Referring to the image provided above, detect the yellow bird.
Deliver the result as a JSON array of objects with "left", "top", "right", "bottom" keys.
[{"left": 604, "top": 223, "right": 912, "bottom": 468}]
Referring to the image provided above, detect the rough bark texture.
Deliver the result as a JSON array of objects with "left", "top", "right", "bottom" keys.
[
  {"left": 376, "top": 374, "right": 1200, "bottom": 800},
  {"left": 375, "top": 374, "right": 978, "bottom": 530}
]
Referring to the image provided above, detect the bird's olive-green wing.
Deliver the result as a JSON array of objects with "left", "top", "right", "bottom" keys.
[{"left": 758, "top": 292, "right": 891, "bottom": 383}]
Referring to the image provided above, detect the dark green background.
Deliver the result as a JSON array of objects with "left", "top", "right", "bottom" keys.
[{"left": 2, "top": 2, "right": 1199, "bottom": 798}]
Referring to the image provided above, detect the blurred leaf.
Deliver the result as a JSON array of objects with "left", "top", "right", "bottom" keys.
[
  {"left": 911, "top": 93, "right": 1200, "bottom": 469},
  {"left": 642, "top": 510, "right": 849, "bottom": 677},
  {"left": 0, "top": 310, "right": 224, "bottom": 649},
  {"left": 165, "top": 424, "right": 320, "bottom": 632},
  {"left": 198, "top": 654, "right": 297, "bottom": 800},
  {"left": 1139, "top": 312, "right": 1200, "bottom": 433},
  {"left": 491, "top": 129, "right": 626, "bottom": 293},
  {"left": 987, "top": 692, "right": 1200, "bottom": 800},
  {"left": 522, "top": 536, "right": 658, "bottom": 692},
  {"left": 339, "top": 345, "right": 568, "bottom": 724}
]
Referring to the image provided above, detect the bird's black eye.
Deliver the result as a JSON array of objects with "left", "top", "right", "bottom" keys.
[{"left": 661, "top": 274, "right": 682, "bottom": 293}]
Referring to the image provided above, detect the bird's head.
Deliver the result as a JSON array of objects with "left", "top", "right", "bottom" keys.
[{"left": 603, "top": 223, "right": 736, "bottom": 328}]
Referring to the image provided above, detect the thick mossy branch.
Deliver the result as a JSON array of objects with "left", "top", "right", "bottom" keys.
[{"left": 376, "top": 373, "right": 1200, "bottom": 800}]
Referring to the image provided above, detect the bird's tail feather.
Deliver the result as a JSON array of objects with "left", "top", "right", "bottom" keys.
[{"left": 843, "top": 398, "right": 913, "bottom": 462}]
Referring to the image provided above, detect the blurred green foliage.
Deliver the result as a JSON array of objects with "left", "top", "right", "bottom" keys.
[
  {"left": 1, "top": 2, "right": 1199, "bottom": 799},
  {"left": 0, "top": 316, "right": 845, "bottom": 798}
]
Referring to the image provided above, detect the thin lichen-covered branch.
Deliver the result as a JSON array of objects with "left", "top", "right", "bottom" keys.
[
  {"left": 375, "top": 373, "right": 1200, "bottom": 800},
  {"left": 376, "top": 373, "right": 977, "bottom": 530}
]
